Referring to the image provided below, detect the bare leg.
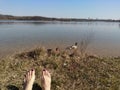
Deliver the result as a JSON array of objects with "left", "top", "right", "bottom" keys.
[
  {"left": 24, "top": 69, "right": 35, "bottom": 90},
  {"left": 41, "top": 69, "right": 51, "bottom": 90}
]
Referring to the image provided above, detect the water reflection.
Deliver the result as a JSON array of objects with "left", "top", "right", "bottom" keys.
[
  {"left": 0, "top": 21, "right": 49, "bottom": 25},
  {"left": 0, "top": 21, "right": 120, "bottom": 56},
  {"left": 119, "top": 23, "right": 120, "bottom": 28}
]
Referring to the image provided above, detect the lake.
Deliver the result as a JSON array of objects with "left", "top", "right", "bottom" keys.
[{"left": 0, "top": 21, "right": 120, "bottom": 57}]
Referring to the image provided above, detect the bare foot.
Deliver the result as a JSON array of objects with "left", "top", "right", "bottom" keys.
[
  {"left": 24, "top": 69, "right": 35, "bottom": 90},
  {"left": 41, "top": 69, "right": 51, "bottom": 90}
]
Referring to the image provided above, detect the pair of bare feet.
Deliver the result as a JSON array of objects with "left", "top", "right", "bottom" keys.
[{"left": 24, "top": 69, "right": 51, "bottom": 90}]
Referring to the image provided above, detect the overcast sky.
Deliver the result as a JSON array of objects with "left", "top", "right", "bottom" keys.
[{"left": 0, "top": 0, "right": 120, "bottom": 19}]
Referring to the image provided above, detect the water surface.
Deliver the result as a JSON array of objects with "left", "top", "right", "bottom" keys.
[{"left": 0, "top": 21, "right": 120, "bottom": 57}]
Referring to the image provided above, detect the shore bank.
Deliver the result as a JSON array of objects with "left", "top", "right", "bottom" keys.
[
  {"left": 0, "top": 47, "right": 120, "bottom": 90},
  {"left": 0, "top": 43, "right": 120, "bottom": 58}
]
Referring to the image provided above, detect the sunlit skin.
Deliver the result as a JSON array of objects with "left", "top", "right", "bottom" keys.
[{"left": 24, "top": 69, "right": 51, "bottom": 90}]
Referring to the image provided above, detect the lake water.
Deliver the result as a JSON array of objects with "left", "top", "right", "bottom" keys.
[{"left": 0, "top": 21, "right": 120, "bottom": 57}]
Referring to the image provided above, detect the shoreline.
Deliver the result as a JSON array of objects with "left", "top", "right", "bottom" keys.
[
  {"left": 0, "top": 44, "right": 120, "bottom": 58},
  {"left": 0, "top": 14, "right": 120, "bottom": 22}
]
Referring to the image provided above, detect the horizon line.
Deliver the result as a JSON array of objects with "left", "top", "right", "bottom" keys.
[{"left": 0, "top": 13, "right": 120, "bottom": 20}]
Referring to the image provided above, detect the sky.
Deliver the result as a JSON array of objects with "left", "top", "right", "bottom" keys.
[{"left": 0, "top": 0, "right": 120, "bottom": 19}]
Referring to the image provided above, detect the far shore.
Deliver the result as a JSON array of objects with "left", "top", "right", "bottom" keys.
[{"left": 0, "top": 14, "right": 120, "bottom": 22}]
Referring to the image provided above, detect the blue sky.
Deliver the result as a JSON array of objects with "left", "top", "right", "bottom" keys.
[{"left": 0, "top": 0, "right": 120, "bottom": 19}]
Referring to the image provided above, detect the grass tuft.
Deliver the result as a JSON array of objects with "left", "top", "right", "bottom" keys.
[{"left": 0, "top": 47, "right": 120, "bottom": 90}]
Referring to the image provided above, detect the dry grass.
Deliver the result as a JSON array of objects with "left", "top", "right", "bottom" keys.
[{"left": 0, "top": 47, "right": 120, "bottom": 90}]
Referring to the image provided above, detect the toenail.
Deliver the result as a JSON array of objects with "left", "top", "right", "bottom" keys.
[{"left": 43, "top": 69, "right": 46, "bottom": 71}]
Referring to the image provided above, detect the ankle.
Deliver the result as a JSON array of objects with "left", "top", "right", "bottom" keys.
[
  {"left": 42, "top": 86, "right": 51, "bottom": 90},
  {"left": 24, "top": 83, "right": 33, "bottom": 90}
]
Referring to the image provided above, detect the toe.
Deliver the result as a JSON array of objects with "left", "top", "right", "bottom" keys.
[
  {"left": 31, "top": 69, "right": 35, "bottom": 76},
  {"left": 46, "top": 70, "right": 51, "bottom": 77}
]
